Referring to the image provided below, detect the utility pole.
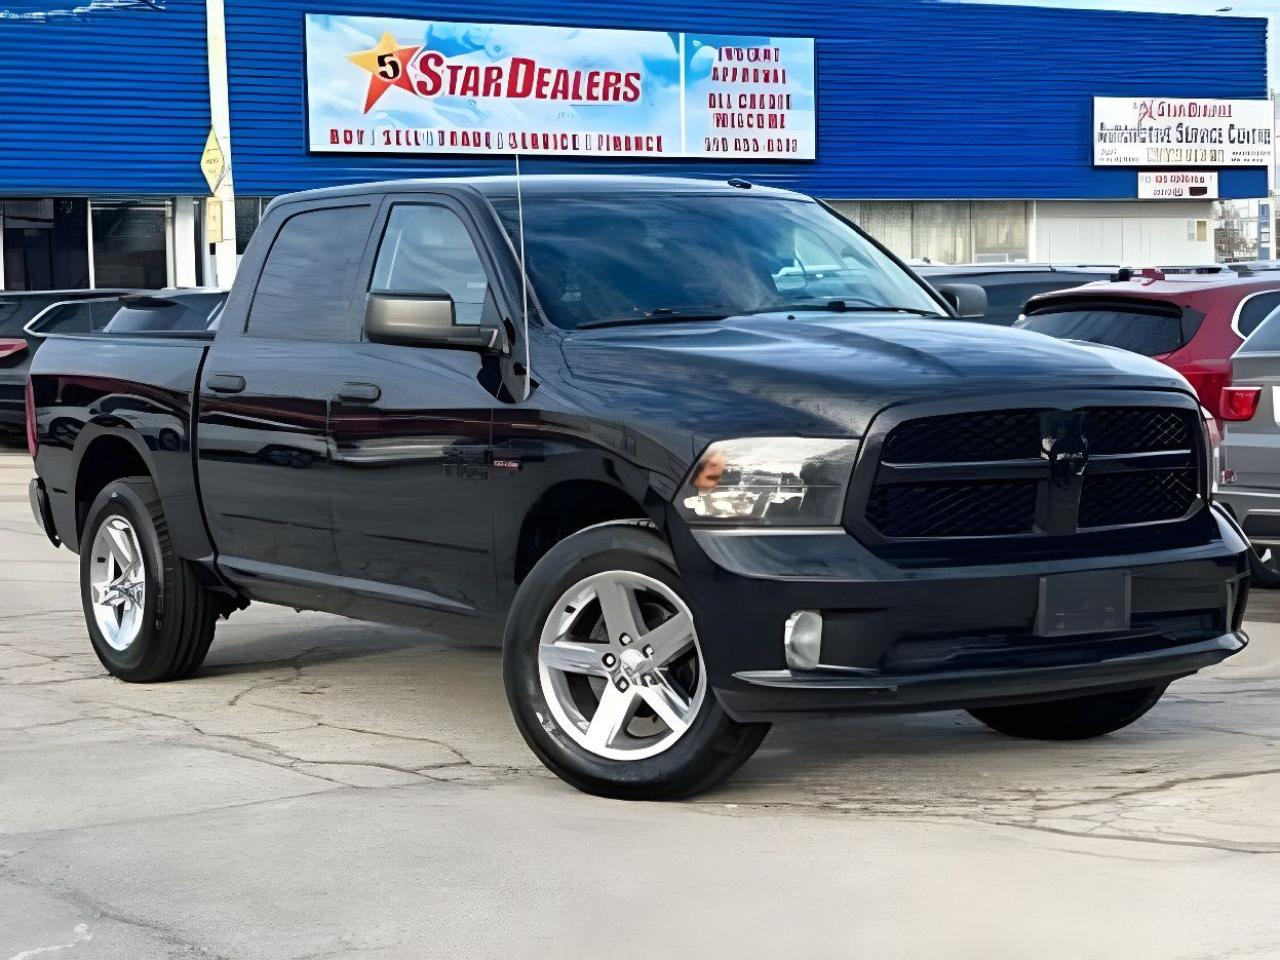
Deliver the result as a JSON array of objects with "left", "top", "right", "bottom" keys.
[{"left": 205, "top": 0, "right": 238, "bottom": 287}]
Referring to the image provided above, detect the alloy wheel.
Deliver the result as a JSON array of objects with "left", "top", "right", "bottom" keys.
[
  {"left": 537, "top": 570, "right": 706, "bottom": 761},
  {"left": 88, "top": 516, "right": 147, "bottom": 651}
]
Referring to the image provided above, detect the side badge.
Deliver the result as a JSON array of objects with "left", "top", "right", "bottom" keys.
[{"left": 492, "top": 457, "right": 522, "bottom": 472}]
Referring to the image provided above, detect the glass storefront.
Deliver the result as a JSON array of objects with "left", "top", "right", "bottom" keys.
[
  {"left": 91, "top": 201, "right": 170, "bottom": 288},
  {"left": 830, "top": 200, "right": 1031, "bottom": 264},
  {"left": 1, "top": 198, "right": 176, "bottom": 291},
  {"left": 0, "top": 198, "right": 90, "bottom": 290}
]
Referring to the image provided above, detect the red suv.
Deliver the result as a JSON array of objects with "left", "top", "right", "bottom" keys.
[{"left": 1017, "top": 272, "right": 1280, "bottom": 420}]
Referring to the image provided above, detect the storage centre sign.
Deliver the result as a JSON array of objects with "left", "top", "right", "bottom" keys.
[
  {"left": 1093, "top": 97, "right": 1273, "bottom": 167},
  {"left": 304, "top": 15, "right": 816, "bottom": 160}
]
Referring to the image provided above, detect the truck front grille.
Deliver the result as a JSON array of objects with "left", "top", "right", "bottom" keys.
[{"left": 863, "top": 405, "right": 1201, "bottom": 540}]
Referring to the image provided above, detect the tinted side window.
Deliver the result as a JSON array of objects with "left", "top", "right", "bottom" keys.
[
  {"left": 1238, "top": 305, "right": 1280, "bottom": 353},
  {"left": 247, "top": 204, "right": 373, "bottom": 340},
  {"left": 28, "top": 299, "right": 121, "bottom": 335},
  {"left": 370, "top": 205, "right": 491, "bottom": 326},
  {"left": 983, "top": 279, "right": 1056, "bottom": 325},
  {"left": 1237, "top": 292, "right": 1280, "bottom": 338}
]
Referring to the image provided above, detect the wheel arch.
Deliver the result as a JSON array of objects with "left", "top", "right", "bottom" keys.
[
  {"left": 66, "top": 424, "right": 213, "bottom": 562},
  {"left": 511, "top": 478, "right": 656, "bottom": 586}
]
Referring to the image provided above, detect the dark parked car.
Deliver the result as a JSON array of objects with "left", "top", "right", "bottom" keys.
[
  {"left": 27, "top": 176, "right": 1248, "bottom": 799},
  {"left": 914, "top": 264, "right": 1116, "bottom": 326},
  {"left": 0, "top": 288, "right": 131, "bottom": 442}
]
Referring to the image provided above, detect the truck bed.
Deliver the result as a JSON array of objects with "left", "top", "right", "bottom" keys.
[{"left": 29, "top": 332, "right": 213, "bottom": 560}]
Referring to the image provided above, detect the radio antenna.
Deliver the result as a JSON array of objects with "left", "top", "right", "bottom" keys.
[{"left": 513, "top": 152, "right": 532, "bottom": 402}]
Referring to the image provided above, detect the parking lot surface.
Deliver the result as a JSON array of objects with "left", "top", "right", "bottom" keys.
[{"left": 2, "top": 449, "right": 1279, "bottom": 959}]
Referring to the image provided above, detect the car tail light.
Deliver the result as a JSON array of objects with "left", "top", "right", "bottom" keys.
[
  {"left": 0, "top": 338, "right": 27, "bottom": 360},
  {"left": 1220, "top": 385, "right": 1262, "bottom": 422},
  {"left": 24, "top": 377, "right": 37, "bottom": 459}
]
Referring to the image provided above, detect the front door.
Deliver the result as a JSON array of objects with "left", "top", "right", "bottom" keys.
[
  {"left": 327, "top": 198, "right": 501, "bottom": 615},
  {"left": 197, "top": 199, "right": 378, "bottom": 609}
]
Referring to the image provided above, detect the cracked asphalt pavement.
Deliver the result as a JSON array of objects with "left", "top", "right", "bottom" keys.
[{"left": 3, "top": 450, "right": 1280, "bottom": 959}]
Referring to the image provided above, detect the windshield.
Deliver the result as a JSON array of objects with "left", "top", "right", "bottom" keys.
[{"left": 492, "top": 193, "right": 944, "bottom": 330}]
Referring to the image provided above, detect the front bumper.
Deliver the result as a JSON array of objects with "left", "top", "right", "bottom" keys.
[{"left": 668, "top": 505, "right": 1249, "bottom": 722}]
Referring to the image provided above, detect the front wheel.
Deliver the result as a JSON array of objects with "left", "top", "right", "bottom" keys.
[
  {"left": 968, "top": 684, "right": 1168, "bottom": 741},
  {"left": 80, "top": 477, "right": 218, "bottom": 682},
  {"left": 503, "top": 524, "right": 768, "bottom": 800}
]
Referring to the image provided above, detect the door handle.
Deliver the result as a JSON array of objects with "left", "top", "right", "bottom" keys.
[
  {"left": 336, "top": 382, "right": 381, "bottom": 403},
  {"left": 207, "top": 374, "right": 246, "bottom": 394}
]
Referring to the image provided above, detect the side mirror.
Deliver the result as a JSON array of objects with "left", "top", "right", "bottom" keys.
[
  {"left": 365, "top": 292, "right": 499, "bottom": 350},
  {"left": 934, "top": 282, "right": 988, "bottom": 319}
]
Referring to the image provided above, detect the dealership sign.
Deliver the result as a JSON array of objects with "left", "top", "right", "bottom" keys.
[
  {"left": 1093, "top": 97, "right": 1273, "bottom": 167},
  {"left": 304, "top": 15, "right": 816, "bottom": 159},
  {"left": 1137, "top": 170, "right": 1218, "bottom": 200}
]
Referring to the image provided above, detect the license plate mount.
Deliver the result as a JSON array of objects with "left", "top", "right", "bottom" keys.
[{"left": 1035, "top": 570, "right": 1131, "bottom": 637}]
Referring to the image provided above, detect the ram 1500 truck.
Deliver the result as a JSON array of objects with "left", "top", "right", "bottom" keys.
[{"left": 27, "top": 176, "right": 1250, "bottom": 799}]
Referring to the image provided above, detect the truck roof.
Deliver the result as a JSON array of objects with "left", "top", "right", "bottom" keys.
[{"left": 266, "top": 174, "right": 805, "bottom": 209}]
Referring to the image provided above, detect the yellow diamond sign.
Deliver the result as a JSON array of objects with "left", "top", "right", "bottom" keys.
[{"left": 200, "top": 129, "right": 226, "bottom": 195}]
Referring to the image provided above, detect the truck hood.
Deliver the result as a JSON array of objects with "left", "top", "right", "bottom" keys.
[{"left": 558, "top": 313, "right": 1194, "bottom": 440}]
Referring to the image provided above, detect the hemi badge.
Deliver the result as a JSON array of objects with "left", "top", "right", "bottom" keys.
[{"left": 493, "top": 457, "right": 522, "bottom": 471}]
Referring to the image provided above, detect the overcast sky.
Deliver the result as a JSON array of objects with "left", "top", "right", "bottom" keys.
[{"left": 963, "top": 0, "right": 1277, "bottom": 87}]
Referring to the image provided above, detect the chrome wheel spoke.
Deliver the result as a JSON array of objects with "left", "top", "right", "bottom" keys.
[
  {"left": 105, "top": 521, "right": 138, "bottom": 568},
  {"left": 640, "top": 612, "right": 694, "bottom": 667},
  {"left": 594, "top": 578, "right": 642, "bottom": 644},
  {"left": 639, "top": 672, "right": 693, "bottom": 735},
  {"left": 585, "top": 683, "right": 640, "bottom": 750},
  {"left": 539, "top": 637, "right": 609, "bottom": 677}
]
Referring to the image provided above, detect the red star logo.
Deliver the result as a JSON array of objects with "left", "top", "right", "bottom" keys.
[{"left": 347, "top": 32, "right": 421, "bottom": 113}]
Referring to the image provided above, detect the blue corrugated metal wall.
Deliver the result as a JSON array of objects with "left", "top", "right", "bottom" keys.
[
  {"left": 225, "top": 0, "right": 1269, "bottom": 200},
  {"left": 0, "top": 0, "right": 211, "bottom": 195},
  {"left": 0, "top": 0, "right": 1269, "bottom": 199}
]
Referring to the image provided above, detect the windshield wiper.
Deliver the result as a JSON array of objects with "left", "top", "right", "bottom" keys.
[
  {"left": 577, "top": 307, "right": 730, "bottom": 330},
  {"left": 766, "top": 300, "right": 943, "bottom": 317}
]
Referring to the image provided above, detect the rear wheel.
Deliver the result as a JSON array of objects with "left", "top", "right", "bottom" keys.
[
  {"left": 80, "top": 478, "right": 218, "bottom": 682},
  {"left": 968, "top": 684, "right": 1167, "bottom": 741},
  {"left": 503, "top": 524, "right": 768, "bottom": 799}
]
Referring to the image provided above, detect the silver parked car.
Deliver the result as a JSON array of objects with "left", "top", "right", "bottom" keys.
[{"left": 1218, "top": 301, "right": 1280, "bottom": 585}]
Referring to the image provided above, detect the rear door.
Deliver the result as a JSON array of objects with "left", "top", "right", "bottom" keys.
[
  {"left": 1223, "top": 306, "right": 1280, "bottom": 492},
  {"left": 196, "top": 198, "right": 378, "bottom": 607}
]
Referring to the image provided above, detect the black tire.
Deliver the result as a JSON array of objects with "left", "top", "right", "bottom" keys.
[
  {"left": 80, "top": 477, "right": 218, "bottom": 682},
  {"left": 503, "top": 523, "right": 769, "bottom": 800},
  {"left": 968, "top": 683, "right": 1168, "bottom": 741},
  {"left": 1247, "top": 545, "right": 1280, "bottom": 589}
]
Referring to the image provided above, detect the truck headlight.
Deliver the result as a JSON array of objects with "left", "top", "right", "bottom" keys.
[{"left": 676, "top": 437, "right": 860, "bottom": 526}]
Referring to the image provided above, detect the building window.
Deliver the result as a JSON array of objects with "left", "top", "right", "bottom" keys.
[
  {"left": 1, "top": 198, "right": 90, "bottom": 290},
  {"left": 827, "top": 200, "right": 1029, "bottom": 264},
  {"left": 234, "top": 197, "right": 272, "bottom": 256},
  {"left": 91, "top": 200, "right": 169, "bottom": 288}
]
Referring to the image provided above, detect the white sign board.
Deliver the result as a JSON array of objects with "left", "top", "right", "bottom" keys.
[
  {"left": 305, "top": 15, "right": 816, "bottom": 160},
  {"left": 1137, "top": 170, "right": 1218, "bottom": 200},
  {"left": 1093, "top": 97, "right": 1273, "bottom": 168}
]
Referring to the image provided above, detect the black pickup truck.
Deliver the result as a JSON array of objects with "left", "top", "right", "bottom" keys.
[{"left": 27, "top": 176, "right": 1249, "bottom": 799}]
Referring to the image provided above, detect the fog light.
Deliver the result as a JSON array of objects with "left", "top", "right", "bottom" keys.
[{"left": 784, "top": 610, "right": 823, "bottom": 671}]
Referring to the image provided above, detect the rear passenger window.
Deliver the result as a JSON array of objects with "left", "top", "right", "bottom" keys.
[
  {"left": 371, "top": 205, "right": 490, "bottom": 326},
  {"left": 247, "top": 205, "right": 373, "bottom": 340},
  {"left": 1237, "top": 292, "right": 1280, "bottom": 338},
  {"left": 1239, "top": 305, "right": 1280, "bottom": 353}
]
